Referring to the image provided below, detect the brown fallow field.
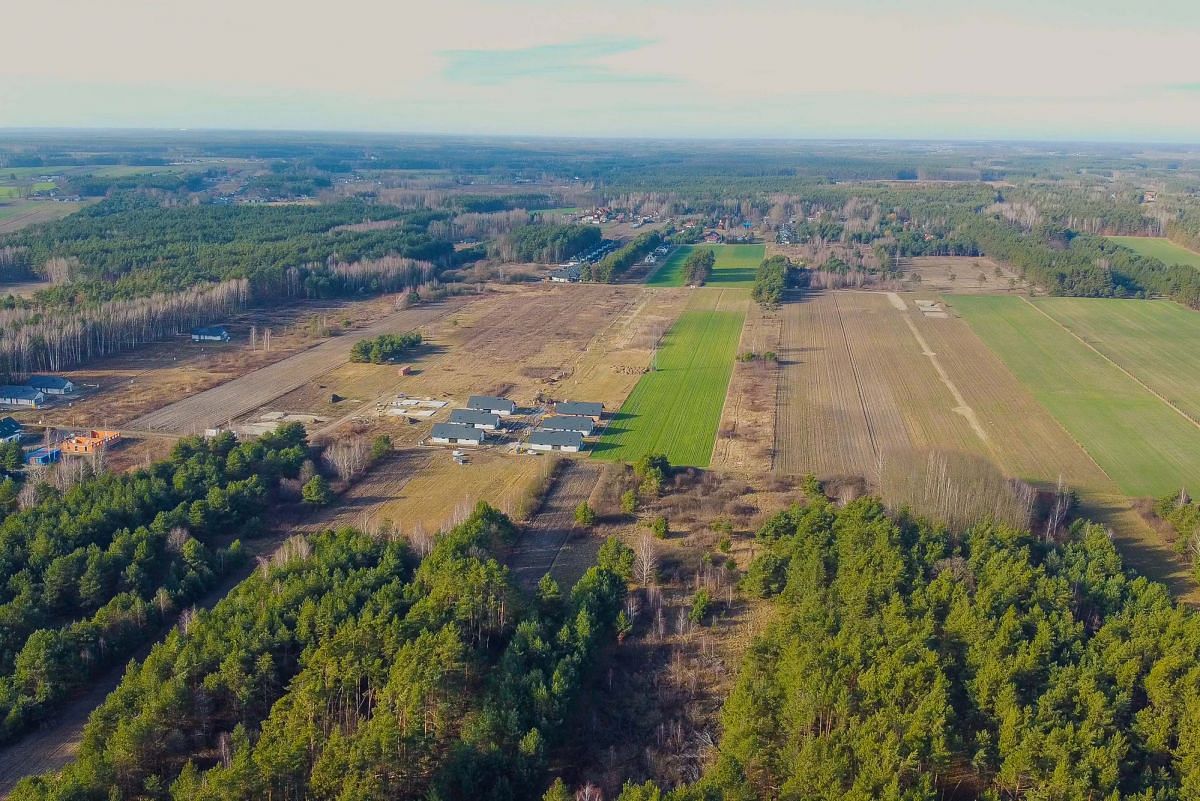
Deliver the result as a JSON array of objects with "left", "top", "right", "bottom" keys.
[
  {"left": 292, "top": 283, "right": 693, "bottom": 538},
  {"left": 770, "top": 289, "right": 1195, "bottom": 598}
]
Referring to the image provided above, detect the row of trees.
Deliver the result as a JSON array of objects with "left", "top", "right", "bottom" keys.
[
  {"left": 589, "top": 230, "right": 663, "bottom": 283},
  {"left": 750, "top": 255, "right": 790, "bottom": 305},
  {"left": 348, "top": 331, "right": 422, "bottom": 363},
  {"left": 13, "top": 503, "right": 636, "bottom": 801},
  {"left": 491, "top": 223, "right": 601, "bottom": 263},
  {"left": 680, "top": 249, "right": 714, "bottom": 286},
  {"left": 0, "top": 278, "right": 248, "bottom": 375},
  {"left": 0, "top": 424, "right": 309, "bottom": 742}
]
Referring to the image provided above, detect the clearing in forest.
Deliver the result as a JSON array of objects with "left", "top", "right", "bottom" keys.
[
  {"left": 647, "top": 243, "right": 765, "bottom": 287},
  {"left": 952, "top": 294, "right": 1200, "bottom": 498},
  {"left": 593, "top": 291, "right": 746, "bottom": 467},
  {"left": 1107, "top": 236, "right": 1200, "bottom": 270}
]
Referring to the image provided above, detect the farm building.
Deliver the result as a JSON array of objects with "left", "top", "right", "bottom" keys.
[
  {"left": 527, "top": 429, "right": 585, "bottom": 453},
  {"left": 60, "top": 429, "right": 120, "bottom": 455},
  {"left": 548, "top": 265, "right": 582, "bottom": 282},
  {"left": 26, "top": 446, "right": 60, "bottom": 466},
  {"left": 0, "top": 417, "right": 21, "bottom": 443},
  {"left": 0, "top": 386, "right": 44, "bottom": 408},
  {"left": 27, "top": 375, "right": 75, "bottom": 395},
  {"left": 539, "top": 415, "right": 596, "bottom": 435},
  {"left": 556, "top": 401, "right": 603, "bottom": 419},
  {"left": 467, "top": 395, "right": 516, "bottom": 416},
  {"left": 191, "top": 325, "right": 231, "bottom": 342},
  {"left": 430, "top": 423, "right": 486, "bottom": 446},
  {"left": 449, "top": 409, "right": 503, "bottom": 430}
]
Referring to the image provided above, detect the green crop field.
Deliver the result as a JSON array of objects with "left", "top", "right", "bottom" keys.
[
  {"left": 1034, "top": 297, "right": 1200, "bottom": 425},
  {"left": 1108, "top": 236, "right": 1200, "bottom": 270},
  {"left": 593, "top": 307, "right": 745, "bottom": 467},
  {"left": 648, "top": 243, "right": 765, "bottom": 287},
  {"left": 953, "top": 295, "right": 1200, "bottom": 497}
]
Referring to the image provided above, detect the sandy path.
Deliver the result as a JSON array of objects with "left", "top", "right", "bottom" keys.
[{"left": 128, "top": 300, "right": 460, "bottom": 434}]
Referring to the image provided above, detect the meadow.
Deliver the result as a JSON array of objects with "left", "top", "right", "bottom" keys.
[
  {"left": 593, "top": 294, "right": 746, "bottom": 467},
  {"left": 1107, "top": 236, "right": 1200, "bottom": 270},
  {"left": 953, "top": 294, "right": 1200, "bottom": 497},
  {"left": 648, "top": 243, "right": 765, "bottom": 287}
]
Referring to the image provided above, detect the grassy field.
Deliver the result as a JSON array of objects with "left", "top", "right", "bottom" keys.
[
  {"left": 594, "top": 293, "right": 746, "bottom": 467},
  {"left": 953, "top": 295, "right": 1200, "bottom": 497},
  {"left": 648, "top": 244, "right": 765, "bottom": 287},
  {"left": 1034, "top": 298, "right": 1200, "bottom": 424},
  {"left": 1108, "top": 236, "right": 1200, "bottom": 270}
]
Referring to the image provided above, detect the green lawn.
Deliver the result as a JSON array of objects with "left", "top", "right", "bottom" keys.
[
  {"left": 953, "top": 295, "right": 1200, "bottom": 497},
  {"left": 593, "top": 308, "right": 745, "bottom": 467},
  {"left": 648, "top": 243, "right": 765, "bottom": 287},
  {"left": 1107, "top": 236, "right": 1200, "bottom": 270}
]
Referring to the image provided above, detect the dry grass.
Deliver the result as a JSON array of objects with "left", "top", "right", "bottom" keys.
[
  {"left": 899, "top": 256, "right": 1025, "bottom": 294},
  {"left": 709, "top": 298, "right": 781, "bottom": 475}
]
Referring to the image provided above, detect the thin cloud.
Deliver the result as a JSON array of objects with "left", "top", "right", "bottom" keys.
[{"left": 440, "top": 37, "right": 675, "bottom": 86}]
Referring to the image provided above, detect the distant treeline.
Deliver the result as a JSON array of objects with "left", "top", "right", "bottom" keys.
[
  {"left": 491, "top": 222, "right": 601, "bottom": 263},
  {"left": 959, "top": 215, "right": 1200, "bottom": 306},
  {"left": 0, "top": 194, "right": 454, "bottom": 304}
]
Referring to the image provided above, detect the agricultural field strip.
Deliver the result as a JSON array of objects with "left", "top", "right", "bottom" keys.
[
  {"left": 1023, "top": 297, "right": 1200, "bottom": 434},
  {"left": 127, "top": 301, "right": 458, "bottom": 434},
  {"left": 898, "top": 313, "right": 992, "bottom": 448},
  {"left": 1031, "top": 297, "right": 1200, "bottom": 428},
  {"left": 594, "top": 292, "right": 746, "bottom": 467},
  {"left": 951, "top": 295, "right": 1200, "bottom": 497}
]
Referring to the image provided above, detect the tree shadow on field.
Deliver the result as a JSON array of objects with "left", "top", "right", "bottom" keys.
[{"left": 589, "top": 411, "right": 637, "bottom": 455}]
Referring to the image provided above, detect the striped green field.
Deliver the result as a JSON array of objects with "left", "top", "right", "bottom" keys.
[
  {"left": 648, "top": 243, "right": 765, "bottom": 287},
  {"left": 593, "top": 305, "right": 745, "bottom": 467},
  {"left": 1107, "top": 236, "right": 1200, "bottom": 270},
  {"left": 952, "top": 294, "right": 1200, "bottom": 497}
]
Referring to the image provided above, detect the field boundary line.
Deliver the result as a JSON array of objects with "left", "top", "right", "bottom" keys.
[{"left": 1020, "top": 296, "right": 1200, "bottom": 434}]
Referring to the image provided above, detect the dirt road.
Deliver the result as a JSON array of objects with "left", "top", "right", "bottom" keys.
[
  {"left": 506, "top": 460, "right": 602, "bottom": 591},
  {"left": 127, "top": 300, "right": 460, "bottom": 435}
]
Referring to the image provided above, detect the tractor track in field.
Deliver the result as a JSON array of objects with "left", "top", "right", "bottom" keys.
[{"left": 506, "top": 461, "right": 602, "bottom": 591}]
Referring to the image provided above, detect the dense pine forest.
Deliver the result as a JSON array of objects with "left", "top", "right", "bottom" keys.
[
  {"left": 0, "top": 425, "right": 308, "bottom": 742},
  {"left": 11, "top": 503, "right": 633, "bottom": 801}
]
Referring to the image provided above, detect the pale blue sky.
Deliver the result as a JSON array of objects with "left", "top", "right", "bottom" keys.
[{"left": 2, "top": 0, "right": 1199, "bottom": 141}]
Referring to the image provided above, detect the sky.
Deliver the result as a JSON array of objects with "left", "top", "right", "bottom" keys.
[{"left": 3, "top": 0, "right": 1200, "bottom": 141}]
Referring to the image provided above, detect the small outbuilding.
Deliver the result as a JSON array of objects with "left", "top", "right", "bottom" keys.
[
  {"left": 556, "top": 401, "right": 603, "bottom": 419},
  {"left": 0, "top": 417, "right": 21, "bottom": 443},
  {"left": 449, "top": 409, "right": 503, "bottom": 430},
  {"left": 26, "top": 446, "right": 60, "bottom": 466},
  {"left": 0, "top": 386, "right": 44, "bottom": 408},
  {"left": 539, "top": 415, "right": 596, "bottom": 435},
  {"left": 27, "top": 375, "right": 75, "bottom": 395},
  {"left": 527, "top": 429, "right": 585, "bottom": 453},
  {"left": 191, "top": 325, "right": 231, "bottom": 343},
  {"left": 430, "top": 423, "right": 486, "bottom": 446},
  {"left": 467, "top": 395, "right": 516, "bottom": 416}
]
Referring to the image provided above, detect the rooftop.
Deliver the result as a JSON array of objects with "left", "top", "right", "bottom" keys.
[
  {"left": 431, "top": 422, "right": 485, "bottom": 440},
  {"left": 528, "top": 429, "right": 585, "bottom": 448},
  {"left": 539, "top": 415, "right": 596, "bottom": 434},
  {"left": 556, "top": 401, "right": 603, "bottom": 417}
]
